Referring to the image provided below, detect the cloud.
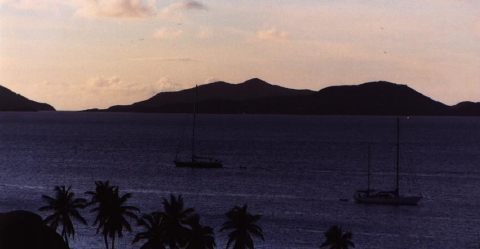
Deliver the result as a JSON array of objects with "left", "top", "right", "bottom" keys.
[
  {"left": 76, "top": 0, "right": 154, "bottom": 19},
  {"left": 87, "top": 76, "right": 122, "bottom": 88},
  {"left": 258, "top": 28, "right": 289, "bottom": 41},
  {"left": 158, "top": 1, "right": 207, "bottom": 22},
  {"left": 148, "top": 77, "right": 183, "bottom": 94},
  {"left": 23, "top": 76, "right": 185, "bottom": 110},
  {"left": 0, "top": 0, "right": 155, "bottom": 18},
  {"left": 153, "top": 28, "right": 183, "bottom": 39},
  {"left": 0, "top": 0, "right": 70, "bottom": 12},
  {"left": 168, "top": 1, "right": 207, "bottom": 10},
  {"left": 130, "top": 57, "right": 194, "bottom": 62}
]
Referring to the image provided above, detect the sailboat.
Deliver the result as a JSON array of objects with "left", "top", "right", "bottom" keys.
[
  {"left": 174, "top": 85, "right": 223, "bottom": 168},
  {"left": 354, "top": 118, "right": 422, "bottom": 205}
]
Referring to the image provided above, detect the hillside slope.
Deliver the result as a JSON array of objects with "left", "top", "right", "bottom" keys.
[{"left": 0, "top": 85, "right": 55, "bottom": 111}]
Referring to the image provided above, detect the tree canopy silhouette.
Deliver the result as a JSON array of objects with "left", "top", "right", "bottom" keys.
[
  {"left": 185, "top": 214, "right": 216, "bottom": 249},
  {"left": 220, "top": 204, "right": 264, "bottom": 249},
  {"left": 38, "top": 185, "right": 87, "bottom": 246},
  {"left": 86, "top": 180, "right": 139, "bottom": 249},
  {"left": 319, "top": 225, "right": 355, "bottom": 249},
  {"left": 133, "top": 212, "right": 167, "bottom": 249},
  {"left": 155, "top": 194, "right": 195, "bottom": 249}
]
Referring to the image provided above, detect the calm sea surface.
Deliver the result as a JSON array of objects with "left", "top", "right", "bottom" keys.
[{"left": 0, "top": 112, "right": 479, "bottom": 249}]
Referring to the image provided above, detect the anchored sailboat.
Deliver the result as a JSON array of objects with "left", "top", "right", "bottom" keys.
[
  {"left": 174, "top": 85, "right": 223, "bottom": 168},
  {"left": 354, "top": 118, "right": 422, "bottom": 205}
]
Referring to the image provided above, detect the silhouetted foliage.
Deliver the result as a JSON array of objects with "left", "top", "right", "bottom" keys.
[
  {"left": 86, "top": 180, "right": 117, "bottom": 249},
  {"left": 38, "top": 185, "right": 87, "bottom": 246},
  {"left": 319, "top": 225, "right": 355, "bottom": 249},
  {"left": 220, "top": 204, "right": 264, "bottom": 249},
  {"left": 0, "top": 210, "right": 70, "bottom": 249},
  {"left": 86, "top": 181, "right": 139, "bottom": 249},
  {"left": 133, "top": 212, "right": 167, "bottom": 249},
  {"left": 156, "top": 194, "right": 195, "bottom": 249},
  {"left": 185, "top": 214, "right": 216, "bottom": 249}
]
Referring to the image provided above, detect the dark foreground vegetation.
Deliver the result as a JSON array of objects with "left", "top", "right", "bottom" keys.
[{"left": 0, "top": 181, "right": 355, "bottom": 249}]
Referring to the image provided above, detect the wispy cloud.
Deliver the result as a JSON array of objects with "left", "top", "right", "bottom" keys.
[
  {"left": 72, "top": 76, "right": 147, "bottom": 109},
  {"left": 147, "top": 77, "right": 183, "bottom": 94},
  {"left": 87, "top": 76, "right": 122, "bottom": 88},
  {"left": 170, "top": 1, "right": 207, "bottom": 10},
  {"left": 164, "top": 1, "right": 207, "bottom": 11},
  {"left": 0, "top": 0, "right": 70, "bottom": 12},
  {"left": 257, "top": 27, "right": 290, "bottom": 41},
  {"left": 158, "top": 1, "right": 207, "bottom": 22},
  {"left": 76, "top": 0, "right": 155, "bottom": 19},
  {"left": 130, "top": 57, "right": 195, "bottom": 62},
  {"left": 152, "top": 28, "right": 183, "bottom": 39}
]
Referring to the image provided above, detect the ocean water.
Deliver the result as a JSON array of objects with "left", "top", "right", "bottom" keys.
[{"left": 0, "top": 112, "right": 479, "bottom": 249}]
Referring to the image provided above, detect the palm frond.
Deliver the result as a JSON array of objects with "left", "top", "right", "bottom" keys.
[{"left": 70, "top": 209, "right": 88, "bottom": 225}]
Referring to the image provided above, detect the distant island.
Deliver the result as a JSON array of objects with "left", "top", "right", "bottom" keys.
[
  {"left": 2, "top": 79, "right": 480, "bottom": 115},
  {"left": 101, "top": 78, "right": 480, "bottom": 116},
  {"left": 0, "top": 85, "right": 55, "bottom": 111}
]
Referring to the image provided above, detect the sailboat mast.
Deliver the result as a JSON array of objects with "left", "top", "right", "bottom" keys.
[
  {"left": 367, "top": 145, "right": 371, "bottom": 195},
  {"left": 192, "top": 85, "right": 197, "bottom": 162},
  {"left": 395, "top": 118, "right": 400, "bottom": 195}
]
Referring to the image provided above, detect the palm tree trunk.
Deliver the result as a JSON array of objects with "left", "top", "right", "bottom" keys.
[
  {"left": 111, "top": 235, "right": 115, "bottom": 249},
  {"left": 104, "top": 233, "right": 109, "bottom": 249}
]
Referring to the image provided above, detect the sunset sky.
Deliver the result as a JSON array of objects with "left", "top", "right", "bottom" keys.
[{"left": 1, "top": 0, "right": 479, "bottom": 110}]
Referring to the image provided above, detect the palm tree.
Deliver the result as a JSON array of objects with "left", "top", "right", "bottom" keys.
[
  {"left": 39, "top": 185, "right": 87, "bottom": 246},
  {"left": 220, "top": 204, "right": 264, "bottom": 249},
  {"left": 319, "top": 225, "right": 355, "bottom": 249},
  {"left": 86, "top": 181, "right": 139, "bottom": 249},
  {"left": 133, "top": 213, "right": 166, "bottom": 249},
  {"left": 157, "top": 194, "right": 195, "bottom": 249},
  {"left": 86, "top": 180, "right": 117, "bottom": 249},
  {"left": 185, "top": 214, "right": 216, "bottom": 249}
]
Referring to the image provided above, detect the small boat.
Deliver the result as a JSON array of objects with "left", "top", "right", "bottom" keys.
[
  {"left": 354, "top": 118, "right": 422, "bottom": 205},
  {"left": 174, "top": 85, "right": 223, "bottom": 168}
]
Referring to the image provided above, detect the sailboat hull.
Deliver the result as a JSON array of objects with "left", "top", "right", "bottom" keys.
[
  {"left": 173, "top": 85, "right": 223, "bottom": 169},
  {"left": 354, "top": 119, "right": 422, "bottom": 206},
  {"left": 354, "top": 195, "right": 422, "bottom": 206},
  {"left": 174, "top": 160, "right": 223, "bottom": 168}
]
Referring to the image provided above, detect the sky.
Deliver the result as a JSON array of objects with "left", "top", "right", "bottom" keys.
[{"left": 1, "top": 0, "right": 479, "bottom": 110}]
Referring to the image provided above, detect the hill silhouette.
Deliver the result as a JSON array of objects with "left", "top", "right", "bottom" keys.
[
  {"left": 107, "top": 78, "right": 313, "bottom": 113},
  {"left": 98, "top": 78, "right": 479, "bottom": 116},
  {"left": 0, "top": 85, "right": 55, "bottom": 111},
  {"left": 304, "top": 81, "right": 449, "bottom": 115},
  {"left": 447, "top": 101, "right": 480, "bottom": 116}
]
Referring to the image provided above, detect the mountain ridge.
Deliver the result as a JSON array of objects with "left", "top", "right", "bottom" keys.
[
  {"left": 306, "top": 81, "right": 449, "bottom": 115},
  {"left": 107, "top": 78, "right": 313, "bottom": 113},
  {"left": 0, "top": 85, "right": 56, "bottom": 111},
  {"left": 101, "top": 78, "right": 478, "bottom": 116}
]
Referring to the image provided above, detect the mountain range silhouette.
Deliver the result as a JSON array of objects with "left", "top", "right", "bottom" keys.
[
  {"left": 104, "top": 78, "right": 480, "bottom": 116},
  {"left": 1, "top": 79, "right": 479, "bottom": 115}
]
